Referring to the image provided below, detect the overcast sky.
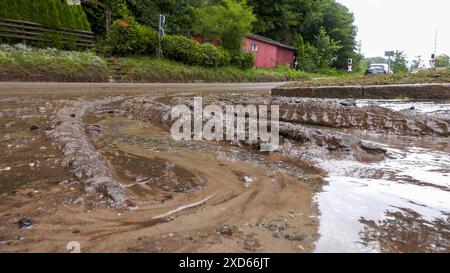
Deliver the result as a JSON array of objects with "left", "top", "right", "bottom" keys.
[{"left": 336, "top": 0, "right": 450, "bottom": 61}]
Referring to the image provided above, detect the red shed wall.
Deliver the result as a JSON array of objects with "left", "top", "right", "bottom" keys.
[
  {"left": 243, "top": 37, "right": 278, "bottom": 68},
  {"left": 276, "top": 47, "right": 295, "bottom": 67}
]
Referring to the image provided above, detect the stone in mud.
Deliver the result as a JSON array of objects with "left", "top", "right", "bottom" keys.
[
  {"left": 217, "top": 224, "right": 238, "bottom": 236},
  {"left": 339, "top": 99, "right": 357, "bottom": 107},
  {"left": 242, "top": 176, "right": 254, "bottom": 186},
  {"left": 284, "top": 234, "right": 307, "bottom": 241},
  {"left": 29, "top": 125, "right": 39, "bottom": 131},
  {"left": 94, "top": 108, "right": 120, "bottom": 114},
  {"left": 59, "top": 179, "right": 77, "bottom": 186},
  {"left": 18, "top": 218, "right": 33, "bottom": 229}
]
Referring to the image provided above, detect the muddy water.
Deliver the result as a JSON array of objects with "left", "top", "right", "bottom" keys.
[
  {"left": 314, "top": 101, "right": 450, "bottom": 253},
  {"left": 1, "top": 87, "right": 449, "bottom": 253}
]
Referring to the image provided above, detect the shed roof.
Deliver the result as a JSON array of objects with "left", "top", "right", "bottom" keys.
[{"left": 246, "top": 34, "right": 296, "bottom": 51}]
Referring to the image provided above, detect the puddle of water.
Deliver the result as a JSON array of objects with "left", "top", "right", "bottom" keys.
[
  {"left": 314, "top": 133, "right": 450, "bottom": 252},
  {"left": 356, "top": 100, "right": 450, "bottom": 114}
]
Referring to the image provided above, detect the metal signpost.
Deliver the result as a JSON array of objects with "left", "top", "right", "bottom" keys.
[
  {"left": 385, "top": 51, "right": 394, "bottom": 73},
  {"left": 157, "top": 15, "right": 166, "bottom": 58}
]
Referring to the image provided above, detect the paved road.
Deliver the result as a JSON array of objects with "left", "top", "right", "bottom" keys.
[{"left": 0, "top": 82, "right": 288, "bottom": 95}]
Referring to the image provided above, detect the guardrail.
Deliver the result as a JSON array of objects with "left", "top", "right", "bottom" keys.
[{"left": 0, "top": 18, "right": 94, "bottom": 48}]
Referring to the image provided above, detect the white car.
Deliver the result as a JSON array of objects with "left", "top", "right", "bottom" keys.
[{"left": 365, "top": 64, "right": 393, "bottom": 75}]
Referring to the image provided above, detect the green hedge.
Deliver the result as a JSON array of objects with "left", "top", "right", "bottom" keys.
[
  {"left": 105, "top": 18, "right": 237, "bottom": 68},
  {"left": 162, "top": 35, "right": 231, "bottom": 67},
  {"left": 105, "top": 17, "right": 157, "bottom": 56},
  {"left": 0, "top": 0, "right": 91, "bottom": 31}
]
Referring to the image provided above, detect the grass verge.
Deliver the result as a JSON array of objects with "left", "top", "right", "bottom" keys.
[
  {"left": 121, "top": 57, "right": 318, "bottom": 83},
  {"left": 0, "top": 44, "right": 110, "bottom": 82},
  {"left": 0, "top": 44, "right": 345, "bottom": 83},
  {"left": 283, "top": 69, "right": 450, "bottom": 87}
]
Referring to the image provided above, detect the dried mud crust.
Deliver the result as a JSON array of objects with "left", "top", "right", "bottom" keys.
[
  {"left": 47, "top": 97, "right": 133, "bottom": 208},
  {"left": 277, "top": 99, "right": 449, "bottom": 137},
  {"left": 120, "top": 96, "right": 388, "bottom": 161}
]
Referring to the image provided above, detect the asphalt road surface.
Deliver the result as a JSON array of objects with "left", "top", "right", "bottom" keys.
[{"left": 0, "top": 82, "right": 288, "bottom": 95}]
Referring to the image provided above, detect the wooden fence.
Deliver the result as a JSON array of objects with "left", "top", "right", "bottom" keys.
[{"left": 0, "top": 18, "right": 94, "bottom": 48}]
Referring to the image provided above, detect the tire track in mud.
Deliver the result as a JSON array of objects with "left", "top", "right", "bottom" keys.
[
  {"left": 68, "top": 96, "right": 321, "bottom": 252},
  {"left": 48, "top": 97, "right": 132, "bottom": 208}
]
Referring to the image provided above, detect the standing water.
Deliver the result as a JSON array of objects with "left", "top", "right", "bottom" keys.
[{"left": 314, "top": 100, "right": 450, "bottom": 253}]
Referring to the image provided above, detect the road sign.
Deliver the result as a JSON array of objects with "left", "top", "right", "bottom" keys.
[
  {"left": 157, "top": 15, "right": 166, "bottom": 58},
  {"left": 347, "top": 58, "right": 353, "bottom": 73},
  {"left": 385, "top": 51, "right": 394, "bottom": 74},
  {"left": 159, "top": 15, "right": 165, "bottom": 38},
  {"left": 159, "top": 15, "right": 165, "bottom": 29}
]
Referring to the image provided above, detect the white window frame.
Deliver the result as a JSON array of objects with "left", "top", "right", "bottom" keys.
[{"left": 251, "top": 43, "right": 258, "bottom": 52}]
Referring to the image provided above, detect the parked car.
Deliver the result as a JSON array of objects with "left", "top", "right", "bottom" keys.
[{"left": 365, "top": 64, "right": 393, "bottom": 75}]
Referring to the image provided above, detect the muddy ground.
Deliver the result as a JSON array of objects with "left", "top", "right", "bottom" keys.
[{"left": 0, "top": 83, "right": 448, "bottom": 253}]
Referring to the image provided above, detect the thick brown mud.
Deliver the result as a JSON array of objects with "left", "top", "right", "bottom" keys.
[{"left": 0, "top": 85, "right": 448, "bottom": 253}]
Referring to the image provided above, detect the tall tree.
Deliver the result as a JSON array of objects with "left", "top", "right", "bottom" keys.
[
  {"left": 194, "top": 0, "right": 255, "bottom": 53},
  {"left": 411, "top": 55, "right": 423, "bottom": 70},
  {"left": 126, "top": 0, "right": 206, "bottom": 34},
  {"left": 435, "top": 54, "right": 450, "bottom": 68},
  {"left": 248, "top": 0, "right": 358, "bottom": 71},
  {"left": 321, "top": 1, "right": 357, "bottom": 68},
  {"left": 391, "top": 50, "right": 408, "bottom": 73}
]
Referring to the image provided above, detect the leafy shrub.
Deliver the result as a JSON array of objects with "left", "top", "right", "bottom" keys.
[
  {"left": 231, "top": 51, "right": 255, "bottom": 69},
  {"left": 162, "top": 35, "right": 229, "bottom": 67},
  {"left": 105, "top": 17, "right": 158, "bottom": 56},
  {"left": 162, "top": 35, "right": 199, "bottom": 65},
  {"left": 105, "top": 17, "right": 247, "bottom": 68}
]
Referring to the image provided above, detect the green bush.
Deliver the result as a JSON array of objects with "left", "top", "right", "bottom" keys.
[
  {"left": 106, "top": 19, "right": 231, "bottom": 67},
  {"left": 162, "top": 35, "right": 200, "bottom": 66},
  {"left": 162, "top": 35, "right": 232, "bottom": 67},
  {"left": 0, "top": 0, "right": 90, "bottom": 31},
  {"left": 105, "top": 17, "right": 158, "bottom": 56},
  {"left": 231, "top": 51, "right": 255, "bottom": 69},
  {"left": 104, "top": 15, "right": 252, "bottom": 68}
]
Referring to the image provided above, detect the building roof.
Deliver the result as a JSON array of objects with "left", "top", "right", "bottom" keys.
[{"left": 246, "top": 34, "right": 296, "bottom": 51}]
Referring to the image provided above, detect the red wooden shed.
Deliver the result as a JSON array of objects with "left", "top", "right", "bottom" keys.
[
  {"left": 243, "top": 34, "right": 296, "bottom": 68},
  {"left": 194, "top": 34, "right": 296, "bottom": 69}
]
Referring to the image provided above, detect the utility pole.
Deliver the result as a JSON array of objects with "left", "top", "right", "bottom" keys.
[
  {"left": 358, "top": 40, "right": 362, "bottom": 56},
  {"left": 434, "top": 28, "right": 438, "bottom": 55}
]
